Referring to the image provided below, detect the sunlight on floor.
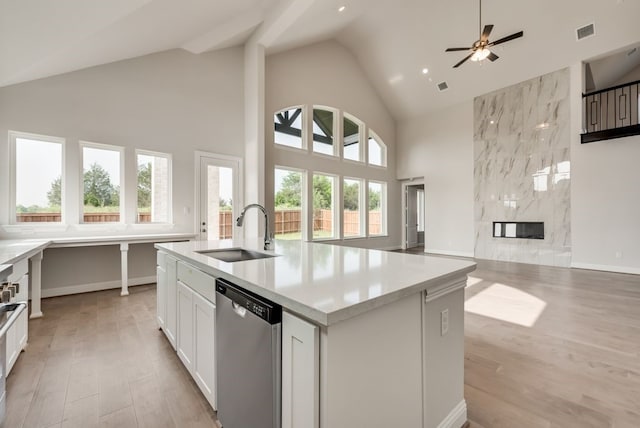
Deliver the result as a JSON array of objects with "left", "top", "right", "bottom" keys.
[{"left": 465, "top": 282, "right": 547, "bottom": 327}]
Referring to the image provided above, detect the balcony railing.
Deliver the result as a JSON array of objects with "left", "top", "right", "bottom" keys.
[{"left": 582, "top": 79, "right": 640, "bottom": 143}]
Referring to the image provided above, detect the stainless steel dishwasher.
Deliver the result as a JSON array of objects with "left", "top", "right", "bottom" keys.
[{"left": 215, "top": 278, "right": 281, "bottom": 428}]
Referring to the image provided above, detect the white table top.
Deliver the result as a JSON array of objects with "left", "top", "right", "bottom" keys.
[
  {"left": 0, "top": 240, "right": 51, "bottom": 266},
  {"left": 156, "top": 239, "right": 476, "bottom": 326}
]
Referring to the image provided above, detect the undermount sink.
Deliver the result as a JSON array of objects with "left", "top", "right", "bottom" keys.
[{"left": 195, "top": 248, "right": 278, "bottom": 263}]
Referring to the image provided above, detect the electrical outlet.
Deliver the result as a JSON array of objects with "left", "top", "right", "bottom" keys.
[{"left": 441, "top": 309, "right": 449, "bottom": 336}]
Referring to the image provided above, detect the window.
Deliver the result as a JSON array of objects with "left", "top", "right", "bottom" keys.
[
  {"left": 343, "top": 114, "right": 362, "bottom": 162},
  {"left": 368, "top": 131, "right": 387, "bottom": 167},
  {"left": 81, "top": 143, "right": 122, "bottom": 223},
  {"left": 368, "top": 181, "right": 387, "bottom": 236},
  {"left": 313, "top": 173, "right": 337, "bottom": 240},
  {"left": 274, "top": 168, "right": 305, "bottom": 240},
  {"left": 343, "top": 178, "right": 364, "bottom": 238},
  {"left": 312, "top": 107, "right": 336, "bottom": 156},
  {"left": 11, "top": 132, "right": 64, "bottom": 223},
  {"left": 274, "top": 107, "right": 304, "bottom": 149},
  {"left": 137, "top": 151, "right": 171, "bottom": 223}
]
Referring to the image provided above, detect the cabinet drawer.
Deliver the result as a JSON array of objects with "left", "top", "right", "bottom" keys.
[
  {"left": 157, "top": 251, "right": 167, "bottom": 266},
  {"left": 177, "top": 262, "right": 216, "bottom": 304}
]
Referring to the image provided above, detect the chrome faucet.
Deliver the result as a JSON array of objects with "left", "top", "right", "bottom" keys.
[{"left": 236, "top": 204, "right": 273, "bottom": 250}]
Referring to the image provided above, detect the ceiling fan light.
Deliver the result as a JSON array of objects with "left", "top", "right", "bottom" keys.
[{"left": 471, "top": 48, "right": 491, "bottom": 62}]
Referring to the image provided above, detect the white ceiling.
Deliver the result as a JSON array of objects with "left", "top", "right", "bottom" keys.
[{"left": 2, "top": 0, "right": 640, "bottom": 119}]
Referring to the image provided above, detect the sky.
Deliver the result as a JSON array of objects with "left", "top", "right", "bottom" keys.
[{"left": 16, "top": 138, "right": 62, "bottom": 207}]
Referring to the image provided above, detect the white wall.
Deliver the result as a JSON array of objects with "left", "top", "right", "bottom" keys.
[
  {"left": 571, "top": 65, "right": 640, "bottom": 274},
  {"left": 397, "top": 102, "right": 475, "bottom": 257},
  {"left": 0, "top": 47, "right": 246, "bottom": 291},
  {"left": 265, "top": 40, "right": 400, "bottom": 249}
]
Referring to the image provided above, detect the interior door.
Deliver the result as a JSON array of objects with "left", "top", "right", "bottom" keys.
[
  {"left": 406, "top": 186, "right": 418, "bottom": 248},
  {"left": 198, "top": 154, "right": 242, "bottom": 241}
]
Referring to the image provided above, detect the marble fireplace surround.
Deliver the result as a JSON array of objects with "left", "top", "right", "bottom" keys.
[{"left": 474, "top": 68, "right": 571, "bottom": 267}]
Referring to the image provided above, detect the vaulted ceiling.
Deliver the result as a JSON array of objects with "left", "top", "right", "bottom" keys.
[{"left": 2, "top": 0, "right": 639, "bottom": 119}]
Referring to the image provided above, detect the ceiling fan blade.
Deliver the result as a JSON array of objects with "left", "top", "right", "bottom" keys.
[
  {"left": 481, "top": 25, "right": 494, "bottom": 41},
  {"left": 488, "top": 31, "right": 524, "bottom": 46},
  {"left": 453, "top": 52, "right": 474, "bottom": 68},
  {"left": 445, "top": 47, "right": 472, "bottom": 52},
  {"left": 487, "top": 52, "right": 499, "bottom": 62}
]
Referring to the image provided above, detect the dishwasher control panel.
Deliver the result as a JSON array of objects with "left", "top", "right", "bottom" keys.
[{"left": 216, "top": 279, "right": 282, "bottom": 324}]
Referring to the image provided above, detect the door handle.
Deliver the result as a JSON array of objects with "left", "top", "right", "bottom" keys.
[{"left": 232, "top": 301, "right": 247, "bottom": 318}]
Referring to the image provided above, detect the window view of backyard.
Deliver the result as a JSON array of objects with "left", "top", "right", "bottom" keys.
[
  {"left": 274, "top": 168, "right": 303, "bottom": 240},
  {"left": 14, "top": 136, "right": 63, "bottom": 222},
  {"left": 82, "top": 145, "right": 121, "bottom": 223},
  {"left": 137, "top": 153, "right": 170, "bottom": 223}
]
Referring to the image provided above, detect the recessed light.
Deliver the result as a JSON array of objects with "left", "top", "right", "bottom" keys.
[
  {"left": 338, "top": 5, "right": 346, "bottom": 12},
  {"left": 490, "top": 120, "right": 495, "bottom": 124},
  {"left": 422, "top": 68, "right": 429, "bottom": 75}
]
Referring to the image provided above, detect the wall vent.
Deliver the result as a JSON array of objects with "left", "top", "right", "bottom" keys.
[
  {"left": 576, "top": 23, "right": 595, "bottom": 41},
  {"left": 437, "top": 81, "right": 449, "bottom": 92}
]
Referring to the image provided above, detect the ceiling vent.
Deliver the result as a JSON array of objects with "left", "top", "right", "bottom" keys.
[
  {"left": 576, "top": 23, "right": 595, "bottom": 41},
  {"left": 437, "top": 81, "right": 449, "bottom": 92}
]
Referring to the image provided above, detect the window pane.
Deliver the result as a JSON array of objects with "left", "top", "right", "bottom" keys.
[
  {"left": 343, "top": 178, "right": 363, "bottom": 237},
  {"left": 206, "top": 165, "right": 233, "bottom": 240},
  {"left": 313, "top": 174, "right": 336, "bottom": 240},
  {"left": 15, "top": 137, "right": 62, "bottom": 222},
  {"left": 343, "top": 115, "right": 361, "bottom": 161},
  {"left": 368, "top": 181, "right": 386, "bottom": 236},
  {"left": 274, "top": 107, "right": 304, "bottom": 149},
  {"left": 83, "top": 146, "right": 121, "bottom": 223},
  {"left": 137, "top": 153, "right": 170, "bottom": 223},
  {"left": 368, "top": 132, "right": 386, "bottom": 167},
  {"left": 313, "top": 108, "right": 335, "bottom": 156},
  {"left": 274, "top": 168, "right": 304, "bottom": 240}
]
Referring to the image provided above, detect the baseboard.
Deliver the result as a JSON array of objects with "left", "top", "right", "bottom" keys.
[
  {"left": 437, "top": 399, "right": 467, "bottom": 428},
  {"left": 41, "top": 276, "right": 156, "bottom": 298},
  {"left": 571, "top": 262, "right": 640, "bottom": 275},
  {"left": 425, "top": 249, "right": 475, "bottom": 258},
  {"left": 378, "top": 245, "right": 403, "bottom": 251}
]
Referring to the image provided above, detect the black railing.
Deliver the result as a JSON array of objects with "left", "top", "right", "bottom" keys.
[{"left": 582, "top": 79, "right": 640, "bottom": 143}]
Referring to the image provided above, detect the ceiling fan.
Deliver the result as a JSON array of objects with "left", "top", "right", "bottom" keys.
[{"left": 445, "top": 0, "right": 523, "bottom": 68}]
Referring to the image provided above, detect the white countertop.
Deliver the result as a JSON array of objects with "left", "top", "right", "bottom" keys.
[
  {"left": 156, "top": 239, "right": 476, "bottom": 326},
  {"left": 0, "top": 239, "right": 51, "bottom": 266}
]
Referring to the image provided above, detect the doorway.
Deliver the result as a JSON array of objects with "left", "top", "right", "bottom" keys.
[
  {"left": 195, "top": 152, "right": 243, "bottom": 241},
  {"left": 404, "top": 183, "right": 425, "bottom": 250}
]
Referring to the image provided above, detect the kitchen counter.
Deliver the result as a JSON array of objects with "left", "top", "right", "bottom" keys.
[
  {"left": 156, "top": 238, "right": 476, "bottom": 326},
  {"left": 0, "top": 239, "right": 50, "bottom": 266}
]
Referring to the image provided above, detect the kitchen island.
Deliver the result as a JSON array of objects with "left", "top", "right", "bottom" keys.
[{"left": 155, "top": 238, "right": 476, "bottom": 428}]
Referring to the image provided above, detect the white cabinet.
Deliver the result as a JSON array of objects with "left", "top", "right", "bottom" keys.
[
  {"left": 6, "top": 258, "right": 29, "bottom": 375},
  {"left": 282, "top": 311, "right": 319, "bottom": 428},
  {"left": 175, "top": 261, "right": 217, "bottom": 410}
]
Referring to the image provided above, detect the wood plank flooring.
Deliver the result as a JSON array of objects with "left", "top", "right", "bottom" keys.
[
  {"left": 6, "top": 256, "right": 640, "bottom": 427},
  {"left": 6, "top": 284, "right": 217, "bottom": 428}
]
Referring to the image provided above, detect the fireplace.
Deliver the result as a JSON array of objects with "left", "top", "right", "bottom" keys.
[{"left": 493, "top": 222, "right": 544, "bottom": 239}]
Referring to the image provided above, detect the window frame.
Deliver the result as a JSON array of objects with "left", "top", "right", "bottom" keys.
[
  {"left": 9, "top": 130, "right": 66, "bottom": 225},
  {"left": 274, "top": 105, "right": 307, "bottom": 152},
  {"left": 367, "top": 129, "right": 387, "bottom": 168},
  {"left": 135, "top": 149, "right": 173, "bottom": 225},
  {"left": 311, "top": 171, "right": 339, "bottom": 241},
  {"left": 342, "top": 176, "right": 365, "bottom": 239},
  {"left": 79, "top": 141, "right": 125, "bottom": 224},
  {"left": 367, "top": 180, "right": 387, "bottom": 237}
]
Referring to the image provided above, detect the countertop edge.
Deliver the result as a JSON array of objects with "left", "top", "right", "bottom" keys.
[{"left": 156, "top": 243, "right": 475, "bottom": 327}]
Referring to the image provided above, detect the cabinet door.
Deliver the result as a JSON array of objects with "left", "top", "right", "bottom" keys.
[
  {"left": 282, "top": 312, "right": 319, "bottom": 428},
  {"left": 177, "top": 281, "right": 194, "bottom": 372},
  {"left": 165, "top": 256, "right": 178, "bottom": 349},
  {"left": 15, "top": 274, "right": 29, "bottom": 351},
  {"left": 193, "top": 292, "right": 216, "bottom": 410},
  {"left": 156, "top": 265, "right": 167, "bottom": 330},
  {"left": 5, "top": 319, "right": 18, "bottom": 375}
]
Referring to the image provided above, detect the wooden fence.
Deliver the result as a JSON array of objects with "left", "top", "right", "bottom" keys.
[{"left": 18, "top": 209, "right": 382, "bottom": 236}]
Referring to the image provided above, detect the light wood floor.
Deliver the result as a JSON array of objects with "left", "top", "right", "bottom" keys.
[{"left": 6, "top": 258, "right": 640, "bottom": 427}]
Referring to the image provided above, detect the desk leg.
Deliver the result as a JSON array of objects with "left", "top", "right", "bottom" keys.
[
  {"left": 30, "top": 251, "right": 44, "bottom": 319},
  {"left": 120, "top": 243, "right": 129, "bottom": 296}
]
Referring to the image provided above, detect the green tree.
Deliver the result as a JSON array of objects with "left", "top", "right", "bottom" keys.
[
  {"left": 83, "top": 163, "right": 116, "bottom": 207},
  {"left": 47, "top": 176, "right": 62, "bottom": 207},
  {"left": 368, "top": 188, "right": 381, "bottom": 211},
  {"left": 137, "top": 162, "right": 151, "bottom": 209},
  {"left": 275, "top": 172, "right": 302, "bottom": 208},
  {"left": 343, "top": 181, "right": 359, "bottom": 211},
  {"left": 312, "top": 175, "right": 332, "bottom": 209}
]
